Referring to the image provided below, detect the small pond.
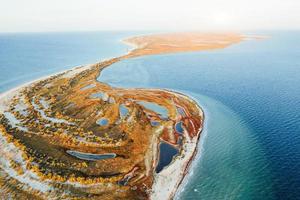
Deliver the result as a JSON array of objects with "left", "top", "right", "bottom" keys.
[
  {"left": 137, "top": 101, "right": 168, "bottom": 119},
  {"left": 67, "top": 150, "right": 116, "bottom": 161},
  {"left": 155, "top": 141, "right": 179, "bottom": 173},
  {"left": 150, "top": 120, "right": 160, "bottom": 126},
  {"left": 119, "top": 104, "right": 129, "bottom": 118},
  {"left": 175, "top": 121, "right": 184, "bottom": 134},
  {"left": 96, "top": 118, "right": 109, "bottom": 126}
]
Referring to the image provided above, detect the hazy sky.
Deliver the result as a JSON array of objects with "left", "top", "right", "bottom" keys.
[{"left": 0, "top": 0, "right": 299, "bottom": 32}]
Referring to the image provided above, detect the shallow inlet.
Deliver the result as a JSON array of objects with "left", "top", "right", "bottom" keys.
[
  {"left": 155, "top": 142, "right": 179, "bottom": 173},
  {"left": 66, "top": 150, "right": 116, "bottom": 161}
]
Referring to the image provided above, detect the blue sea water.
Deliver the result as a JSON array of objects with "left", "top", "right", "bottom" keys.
[
  {"left": 0, "top": 31, "right": 137, "bottom": 92},
  {"left": 0, "top": 31, "right": 299, "bottom": 199},
  {"left": 99, "top": 31, "right": 300, "bottom": 200}
]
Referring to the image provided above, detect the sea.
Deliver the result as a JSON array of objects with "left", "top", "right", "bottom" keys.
[{"left": 1, "top": 31, "right": 300, "bottom": 200}]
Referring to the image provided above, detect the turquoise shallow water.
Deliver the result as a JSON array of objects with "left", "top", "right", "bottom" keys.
[
  {"left": 99, "top": 31, "right": 300, "bottom": 199},
  {"left": 176, "top": 92, "right": 274, "bottom": 199},
  {"left": 0, "top": 31, "right": 299, "bottom": 199}
]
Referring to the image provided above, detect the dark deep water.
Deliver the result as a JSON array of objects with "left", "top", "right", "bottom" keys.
[
  {"left": 155, "top": 142, "right": 179, "bottom": 173},
  {"left": 99, "top": 31, "right": 300, "bottom": 199},
  {"left": 0, "top": 31, "right": 299, "bottom": 199}
]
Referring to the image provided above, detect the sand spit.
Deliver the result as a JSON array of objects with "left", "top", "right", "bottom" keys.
[
  {"left": 0, "top": 32, "right": 243, "bottom": 199},
  {"left": 123, "top": 32, "right": 244, "bottom": 58}
]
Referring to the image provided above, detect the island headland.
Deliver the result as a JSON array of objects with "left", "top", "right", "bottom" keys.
[{"left": 0, "top": 32, "right": 243, "bottom": 199}]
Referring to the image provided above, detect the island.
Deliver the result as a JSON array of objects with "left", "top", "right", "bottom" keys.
[{"left": 0, "top": 32, "right": 243, "bottom": 200}]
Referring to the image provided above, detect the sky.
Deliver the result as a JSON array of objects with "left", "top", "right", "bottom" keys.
[{"left": 0, "top": 0, "right": 299, "bottom": 32}]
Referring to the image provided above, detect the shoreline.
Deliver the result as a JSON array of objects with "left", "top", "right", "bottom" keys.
[
  {"left": 148, "top": 89, "right": 204, "bottom": 200},
  {"left": 0, "top": 65, "right": 94, "bottom": 112},
  {"left": 0, "top": 32, "right": 243, "bottom": 199},
  {"left": 173, "top": 91, "right": 209, "bottom": 199}
]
